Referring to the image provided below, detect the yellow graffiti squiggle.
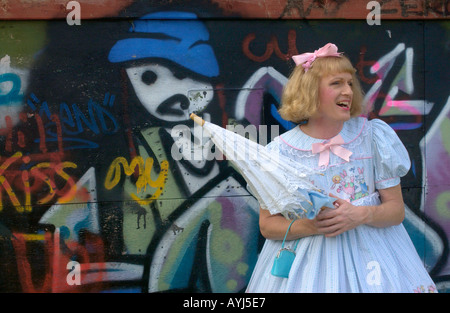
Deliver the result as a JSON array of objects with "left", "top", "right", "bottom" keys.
[{"left": 104, "top": 156, "right": 169, "bottom": 205}]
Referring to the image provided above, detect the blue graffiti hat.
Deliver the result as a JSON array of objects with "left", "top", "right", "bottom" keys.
[{"left": 108, "top": 11, "right": 219, "bottom": 78}]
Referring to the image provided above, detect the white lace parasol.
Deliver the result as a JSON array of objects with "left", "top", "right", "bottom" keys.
[{"left": 190, "top": 114, "right": 335, "bottom": 219}]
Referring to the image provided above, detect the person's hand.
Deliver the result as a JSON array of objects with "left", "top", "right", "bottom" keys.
[{"left": 315, "top": 194, "right": 370, "bottom": 237}]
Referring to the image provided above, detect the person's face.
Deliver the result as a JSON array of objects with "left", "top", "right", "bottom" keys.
[
  {"left": 315, "top": 72, "right": 353, "bottom": 123},
  {"left": 126, "top": 64, "right": 214, "bottom": 122}
]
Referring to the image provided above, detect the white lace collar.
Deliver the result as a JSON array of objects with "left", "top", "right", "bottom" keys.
[{"left": 278, "top": 117, "right": 367, "bottom": 151}]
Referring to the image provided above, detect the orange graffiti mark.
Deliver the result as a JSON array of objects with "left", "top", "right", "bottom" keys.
[
  {"left": 11, "top": 231, "right": 54, "bottom": 293},
  {"left": 0, "top": 113, "right": 64, "bottom": 157},
  {"left": 355, "top": 46, "right": 378, "bottom": 84},
  {"left": 31, "top": 161, "right": 78, "bottom": 204},
  {"left": 11, "top": 230, "right": 105, "bottom": 293},
  {"left": 104, "top": 156, "right": 169, "bottom": 205},
  {"left": 242, "top": 30, "right": 298, "bottom": 62}
]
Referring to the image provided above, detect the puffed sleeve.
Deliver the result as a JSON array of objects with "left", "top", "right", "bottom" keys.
[{"left": 371, "top": 119, "right": 411, "bottom": 190}]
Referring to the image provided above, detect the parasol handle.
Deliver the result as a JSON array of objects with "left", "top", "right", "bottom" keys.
[{"left": 190, "top": 113, "right": 205, "bottom": 126}]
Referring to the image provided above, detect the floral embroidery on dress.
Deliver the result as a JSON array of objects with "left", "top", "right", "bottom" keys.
[
  {"left": 413, "top": 285, "right": 437, "bottom": 293},
  {"left": 330, "top": 167, "right": 369, "bottom": 202}
]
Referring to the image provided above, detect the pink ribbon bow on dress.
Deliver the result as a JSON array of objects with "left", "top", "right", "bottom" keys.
[
  {"left": 292, "top": 43, "right": 342, "bottom": 72},
  {"left": 311, "top": 134, "right": 352, "bottom": 167}
]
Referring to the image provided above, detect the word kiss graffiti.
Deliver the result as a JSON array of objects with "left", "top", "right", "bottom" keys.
[{"left": 0, "top": 152, "right": 76, "bottom": 212}]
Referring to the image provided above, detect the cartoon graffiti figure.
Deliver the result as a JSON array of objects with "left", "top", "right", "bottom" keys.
[
  {"left": 108, "top": 11, "right": 260, "bottom": 292},
  {"left": 109, "top": 11, "right": 218, "bottom": 123},
  {"left": 108, "top": 11, "right": 220, "bottom": 197}
]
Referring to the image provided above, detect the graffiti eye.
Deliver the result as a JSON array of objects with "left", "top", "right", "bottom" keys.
[
  {"left": 173, "top": 70, "right": 187, "bottom": 80},
  {"left": 141, "top": 70, "right": 157, "bottom": 85}
]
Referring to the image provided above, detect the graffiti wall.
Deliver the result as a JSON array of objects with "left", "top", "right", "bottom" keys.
[{"left": 0, "top": 0, "right": 449, "bottom": 293}]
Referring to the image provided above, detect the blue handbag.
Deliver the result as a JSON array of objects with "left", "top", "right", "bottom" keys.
[{"left": 271, "top": 220, "right": 300, "bottom": 278}]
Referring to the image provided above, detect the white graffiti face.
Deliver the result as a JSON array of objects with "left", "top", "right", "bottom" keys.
[{"left": 126, "top": 64, "right": 214, "bottom": 122}]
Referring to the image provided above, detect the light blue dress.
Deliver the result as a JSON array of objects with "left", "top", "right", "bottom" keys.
[{"left": 246, "top": 117, "right": 437, "bottom": 293}]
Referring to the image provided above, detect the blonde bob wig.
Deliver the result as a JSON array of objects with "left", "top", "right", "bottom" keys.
[{"left": 279, "top": 55, "right": 365, "bottom": 124}]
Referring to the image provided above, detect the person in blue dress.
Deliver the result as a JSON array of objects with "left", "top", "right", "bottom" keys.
[{"left": 246, "top": 43, "right": 437, "bottom": 293}]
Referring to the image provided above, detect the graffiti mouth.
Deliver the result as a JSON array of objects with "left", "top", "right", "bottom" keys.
[{"left": 156, "top": 94, "right": 190, "bottom": 116}]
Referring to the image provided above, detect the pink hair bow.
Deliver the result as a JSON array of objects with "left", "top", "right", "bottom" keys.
[
  {"left": 311, "top": 134, "right": 352, "bottom": 167},
  {"left": 292, "top": 43, "right": 342, "bottom": 72}
]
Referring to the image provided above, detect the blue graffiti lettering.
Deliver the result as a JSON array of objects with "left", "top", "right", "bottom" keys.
[
  {"left": 27, "top": 93, "right": 119, "bottom": 150},
  {"left": 0, "top": 73, "right": 22, "bottom": 105}
]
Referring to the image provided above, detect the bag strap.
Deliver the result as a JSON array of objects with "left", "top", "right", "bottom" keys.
[{"left": 281, "top": 219, "right": 300, "bottom": 250}]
